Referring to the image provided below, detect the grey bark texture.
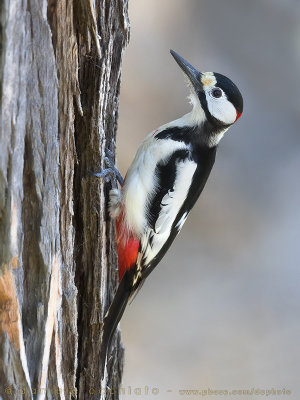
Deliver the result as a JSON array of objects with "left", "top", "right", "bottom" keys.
[{"left": 0, "top": 0, "right": 129, "bottom": 399}]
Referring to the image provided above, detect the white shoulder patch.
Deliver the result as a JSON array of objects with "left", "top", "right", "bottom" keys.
[{"left": 142, "top": 157, "right": 197, "bottom": 266}]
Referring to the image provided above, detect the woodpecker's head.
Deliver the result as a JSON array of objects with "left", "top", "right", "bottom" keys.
[{"left": 170, "top": 50, "right": 243, "bottom": 128}]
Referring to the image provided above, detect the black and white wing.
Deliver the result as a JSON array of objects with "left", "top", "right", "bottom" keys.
[
  {"left": 132, "top": 142, "right": 217, "bottom": 292},
  {"left": 131, "top": 149, "right": 196, "bottom": 286}
]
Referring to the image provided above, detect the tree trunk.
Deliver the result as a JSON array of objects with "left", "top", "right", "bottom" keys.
[{"left": 0, "top": 0, "right": 129, "bottom": 398}]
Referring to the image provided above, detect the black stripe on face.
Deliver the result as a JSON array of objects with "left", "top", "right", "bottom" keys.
[{"left": 214, "top": 72, "right": 243, "bottom": 114}]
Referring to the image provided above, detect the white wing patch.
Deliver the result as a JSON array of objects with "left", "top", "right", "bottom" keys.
[{"left": 142, "top": 158, "right": 197, "bottom": 266}]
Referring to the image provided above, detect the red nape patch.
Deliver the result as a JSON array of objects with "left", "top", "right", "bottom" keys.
[{"left": 235, "top": 111, "right": 242, "bottom": 121}]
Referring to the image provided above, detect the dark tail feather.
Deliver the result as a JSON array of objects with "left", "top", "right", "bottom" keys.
[{"left": 101, "top": 268, "right": 135, "bottom": 376}]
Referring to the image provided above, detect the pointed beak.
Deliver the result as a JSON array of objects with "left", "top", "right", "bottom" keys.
[{"left": 170, "top": 49, "right": 203, "bottom": 92}]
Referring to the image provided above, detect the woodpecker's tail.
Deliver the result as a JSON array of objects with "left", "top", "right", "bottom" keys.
[{"left": 101, "top": 268, "right": 135, "bottom": 376}]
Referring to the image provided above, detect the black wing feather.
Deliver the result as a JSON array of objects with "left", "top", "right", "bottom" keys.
[{"left": 136, "top": 143, "right": 217, "bottom": 288}]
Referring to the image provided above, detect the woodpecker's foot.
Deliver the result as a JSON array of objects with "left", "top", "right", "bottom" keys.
[{"left": 89, "top": 148, "right": 124, "bottom": 186}]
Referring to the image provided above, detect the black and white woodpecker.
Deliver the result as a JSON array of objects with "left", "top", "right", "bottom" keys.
[{"left": 99, "top": 50, "right": 243, "bottom": 372}]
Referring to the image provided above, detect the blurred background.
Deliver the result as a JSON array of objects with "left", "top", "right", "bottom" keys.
[{"left": 116, "top": 0, "right": 300, "bottom": 398}]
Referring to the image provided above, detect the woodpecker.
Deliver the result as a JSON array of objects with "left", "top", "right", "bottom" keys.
[{"left": 100, "top": 50, "right": 243, "bottom": 373}]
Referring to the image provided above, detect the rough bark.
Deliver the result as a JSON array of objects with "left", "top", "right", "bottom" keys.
[{"left": 0, "top": 0, "right": 129, "bottom": 399}]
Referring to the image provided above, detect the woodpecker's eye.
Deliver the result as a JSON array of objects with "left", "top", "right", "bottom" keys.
[{"left": 212, "top": 88, "right": 222, "bottom": 98}]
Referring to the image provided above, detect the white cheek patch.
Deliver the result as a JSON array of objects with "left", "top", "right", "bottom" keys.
[{"left": 206, "top": 91, "right": 237, "bottom": 125}]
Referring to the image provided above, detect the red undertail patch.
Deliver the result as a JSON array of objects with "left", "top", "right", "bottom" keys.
[{"left": 116, "top": 212, "right": 139, "bottom": 281}]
